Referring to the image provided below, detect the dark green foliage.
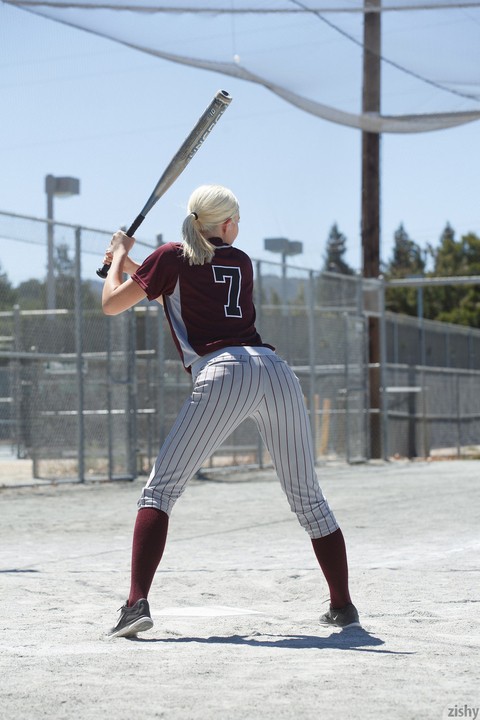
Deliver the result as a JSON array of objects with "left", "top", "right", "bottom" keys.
[
  {"left": 9, "top": 244, "right": 99, "bottom": 311},
  {"left": 0, "top": 264, "right": 17, "bottom": 309},
  {"left": 323, "top": 224, "right": 354, "bottom": 276},
  {"left": 429, "top": 226, "right": 480, "bottom": 328},
  {"left": 384, "top": 223, "right": 426, "bottom": 316},
  {"left": 384, "top": 222, "right": 480, "bottom": 328},
  {"left": 16, "top": 278, "right": 46, "bottom": 310}
]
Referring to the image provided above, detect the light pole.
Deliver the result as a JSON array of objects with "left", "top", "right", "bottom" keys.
[
  {"left": 264, "top": 237, "right": 303, "bottom": 312},
  {"left": 45, "top": 175, "right": 80, "bottom": 310}
]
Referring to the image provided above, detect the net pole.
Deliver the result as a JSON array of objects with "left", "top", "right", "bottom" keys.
[{"left": 361, "top": 0, "right": 382, "bottom": 459}]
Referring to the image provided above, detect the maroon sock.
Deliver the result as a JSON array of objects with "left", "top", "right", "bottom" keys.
[
  {"left": 128, "top": 507, "right": 169, "bottom": 606},
  {"left": 311, "top": 528, "right": 352, "bottom": 608}
]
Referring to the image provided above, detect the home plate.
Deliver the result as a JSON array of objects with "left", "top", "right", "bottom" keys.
[{"left": 156, "top": 606, "right": 263, "bottom": 617}]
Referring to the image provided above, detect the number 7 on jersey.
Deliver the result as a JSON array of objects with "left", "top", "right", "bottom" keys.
[{"left": 212, "top": 266, "right": 243, "bottom": 318}]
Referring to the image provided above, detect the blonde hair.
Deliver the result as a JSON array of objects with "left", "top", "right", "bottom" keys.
[{"left": 182, "top": 185, "right": 239, "bottom": 266}]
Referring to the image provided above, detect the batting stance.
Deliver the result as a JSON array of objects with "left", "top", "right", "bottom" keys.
[{"left": 102, "top": 184, "right": 360, "bottom": 638}]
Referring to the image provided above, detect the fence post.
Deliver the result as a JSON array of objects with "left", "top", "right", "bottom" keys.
[
  {"left": 106, "top": 317, "right": 114, "bottom": 481},
  {"left": 418, "top": 284, "right": 426, "bottom": 368},
  {"left": 144, "top": 304, "right": 154, "bottom": 465},
  {"left": 362, "top": 314, "right": 370, "bottom": 462},
  {"left": 157, "top": 304, "right": 166, "bottom": 447},
  {"left": 421, "top": 366, "right": 429, "bottom": 458},
  {"left": 255, "top": 260, "right": 263, "bottom": 332},
  {"left": 343, "top": 312, "right": 351, "bottom": 463},
  {"left": 379, "top": 277, "right": 389, "bottom": 461},
  {"left": 127, "top": 308, "right": 137, "bottom": 479},
  {"left": 456, "top": 373, "right": 461, "bottom": 457},
  {"left": 356, "top": 274, "right": 370, "bottom": 462},
  {"left": 13, "top": 304, "right": 23, "bottom": 458},
  {"left": 74, "top": 227, "right": 85, "bottom": 482},
  {"left": 254, "top": 260, "right": 266, "bottom": 467},
  {"left": 356, "top": 272, "right": 363, "bottom": 316},
  {"left": 307, "top": 271, "right": 317, "bottom": 461},
  {"left": 468, "top": 329, "right": 474, "bottom": 370}
]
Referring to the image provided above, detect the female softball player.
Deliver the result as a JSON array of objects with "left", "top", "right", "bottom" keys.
[{"left": 102, "top": 184, "right": 360, "bottom": 638}]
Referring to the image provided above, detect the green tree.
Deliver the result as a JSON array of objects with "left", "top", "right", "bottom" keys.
[
  {"left": 16, "top": 279, "right": 45, "bottom": 310},
  {"left": 54, "top": 243, "right": 75, "bottom": 277},
  {"left": 16, "top": 244, "right": 99, "bottom": 311},
  {"left": 429, "top": 226, "right": 480, "bottom": 327},
  {"left": 323, "top": 224, "right": 354, "bottom": 275},
  {"left": 53, "top": 242, "right": 75, "bottom": 309},
  {"left": 54, "top": 243, "right": 98, "bottom": 310},
  {"left": 387, "top": 223, "right": 425, "bottom": 277},
  {"left": 0, "top": 264, "right": 17, "bottom": 309},
  {"left": 432, "top": 223, "right": 480, "bottom": 276},
  {"left": 384, "top": 223, "right": 426, "bottom": 316}
]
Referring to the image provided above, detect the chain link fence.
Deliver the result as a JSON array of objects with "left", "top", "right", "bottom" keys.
[{"left": 1, "top": 210, "right": 480, "bottom": 482}]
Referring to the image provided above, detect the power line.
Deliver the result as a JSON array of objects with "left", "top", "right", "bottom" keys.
[
  {"left": 289, "top": 0, "right": 480, "bottom": 103},
  {"left": 4, "top": 1, "right": 480, "bottom": 12}
]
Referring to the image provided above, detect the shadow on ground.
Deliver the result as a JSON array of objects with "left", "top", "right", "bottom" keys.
[{"left": 129, "top": 628, "right": 412, "bottom": 654}]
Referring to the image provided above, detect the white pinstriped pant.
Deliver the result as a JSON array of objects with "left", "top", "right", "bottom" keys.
[{"left": 139, "top": 347, "right": 339, "bottom": 538}]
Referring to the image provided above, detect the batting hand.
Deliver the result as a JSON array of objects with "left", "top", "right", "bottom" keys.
[
  {"left": 108, "top": 230, "right": 136, "bottom": 255},
  {"left": 102, "top": 249, "right": 140, "bottom": 276},
  {"left": 103, "top": 230, "right": 136, "bottom": 275}
]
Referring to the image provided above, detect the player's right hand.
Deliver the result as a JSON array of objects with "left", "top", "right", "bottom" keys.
[
  {"left": 102, "top": 249, "right": 114, "bottom": 266},
  {"left": 102, "top": 248, "right": 139, "bottom": 276}
]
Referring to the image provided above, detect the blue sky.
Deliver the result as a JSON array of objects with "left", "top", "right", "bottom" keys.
[{"left": 0, "top": 2, "right": 479, "bottom": 285}]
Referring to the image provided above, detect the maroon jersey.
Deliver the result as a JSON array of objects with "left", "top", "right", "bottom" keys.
[{"left": 132, "top": 238, "right": 273, "bottom": 371}]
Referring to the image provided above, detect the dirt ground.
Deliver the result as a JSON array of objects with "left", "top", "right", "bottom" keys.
[{"left": 1, "top": 459, "right": 478, "bottom": 720}]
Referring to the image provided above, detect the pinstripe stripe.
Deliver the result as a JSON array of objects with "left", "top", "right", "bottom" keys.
[
  {"left": 142, "top": 359, "right": 262, "bottom": 512},
  {"left": 269, "top": 361, "right": 305, "bottom": 514},
  {"left": 278, "top": 362, "right": 316, "bottom": 497},
  {"left": 139, "top": 350, "right": 338, "bottom": 536},
  {"left": 145, "top": 365, "right": 228, "bottom": 509},
  {"left": 186, "top": 361, "right": 261, "bottom": 467},
  {"left": 252, "top": 357, "right": 338, "bottom": 537}
]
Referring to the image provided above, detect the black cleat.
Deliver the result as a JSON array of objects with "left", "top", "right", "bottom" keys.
[
  {"left": 319, "top": 602, "right": 361, "bottom": 629},
  {"left": 107, "top": 598, "right": 153, "bottom": 639}
]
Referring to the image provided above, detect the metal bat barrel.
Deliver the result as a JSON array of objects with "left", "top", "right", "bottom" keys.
[
  {"left": 96, "top": 90, "right": 232, "bottom": 279},
  {"left": 140, "top": 90, "right": 232, "bottom": 216}
]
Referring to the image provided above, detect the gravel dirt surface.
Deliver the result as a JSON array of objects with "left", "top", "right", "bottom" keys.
[{"left": 1, "top": 459, "right": 478, "bottom": 720}]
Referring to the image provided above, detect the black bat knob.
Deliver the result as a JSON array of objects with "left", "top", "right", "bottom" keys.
[{"left": 96, "top": 263, "right": 110, "bottom": 278}]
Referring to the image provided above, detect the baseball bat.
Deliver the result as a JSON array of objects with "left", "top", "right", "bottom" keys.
[{"left": 96, "top": 89, "right": 232, "bottom": 278}]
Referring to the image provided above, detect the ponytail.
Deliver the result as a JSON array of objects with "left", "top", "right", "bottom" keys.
[
  {"left": 181, "top": 213, "right": 216, "bottom": 266},
  {"left": 181, "top": 185, "right": 239, "bottom": 266}
]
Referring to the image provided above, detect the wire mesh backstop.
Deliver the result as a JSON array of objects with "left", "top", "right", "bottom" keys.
[{"left": 1, "top": 210, "right": 480, "bottom": 481}]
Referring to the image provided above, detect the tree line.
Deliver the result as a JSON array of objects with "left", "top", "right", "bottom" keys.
[
  {"left": 2, "top": 226, "right": 480, "bottom": 326},
  {"left": 0, "top": 243, "right": 99, "bottom": 311},
  {"left": 324, "top": 222, "right": 480, "bottom": 327}
]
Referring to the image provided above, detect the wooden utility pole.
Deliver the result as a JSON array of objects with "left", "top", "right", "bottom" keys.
[{"left": 361, "top": 0, "right": 382, "bottom": 457}]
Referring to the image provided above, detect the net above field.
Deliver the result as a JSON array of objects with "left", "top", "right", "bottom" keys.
[{"left": 5, "top": 0, "right": 480, "bottom": 133}]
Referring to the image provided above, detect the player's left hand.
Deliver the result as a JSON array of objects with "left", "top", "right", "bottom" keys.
[{"left": 108, "top": 230, "right": 136, "bottom": 256}]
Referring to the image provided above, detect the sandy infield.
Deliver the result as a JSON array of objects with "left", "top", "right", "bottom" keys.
[{"left": 1, "top": 460, "right": 478, "bottom": 720}]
